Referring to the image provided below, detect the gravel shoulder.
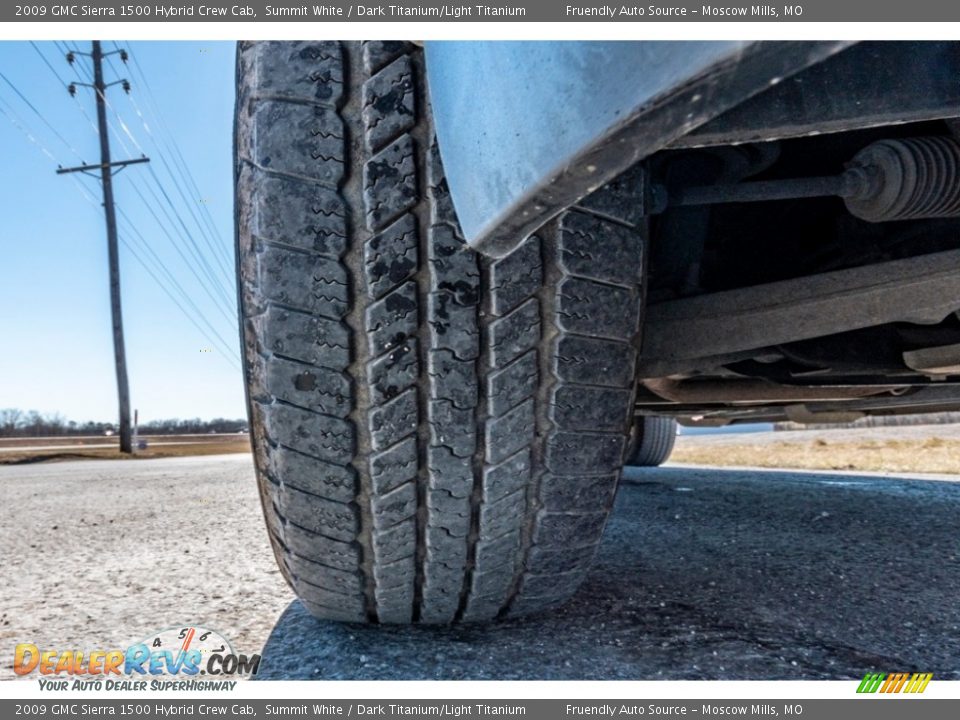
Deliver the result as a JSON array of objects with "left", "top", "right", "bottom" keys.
[{"left": 0, "top": 454, "right": 292, "bottom": 681}]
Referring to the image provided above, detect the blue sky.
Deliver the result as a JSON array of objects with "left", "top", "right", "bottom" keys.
[{"left": 0, "top": 41, "right": 244, "bottom": 423}]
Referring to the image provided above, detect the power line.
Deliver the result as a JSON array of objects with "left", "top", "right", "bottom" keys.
[
  {"left": 69, "top": 175, "right": 241, "bottom": 369},
  {"left": 132, "top": 86, "right": 234, "bottom": 272},
  {"left": 0, "top": 85, "right": 103, "bottom": 207},
  {"left": 61, "top": 64, "right": 238, "bottom": 315},
  {"left": 0, "top": 69, "right": 85, "bottom": 162},
  {"left": 146, "top": 163, "right": 235, "bottom": 292},
  {"left": 29, "top": 42, "right": 236, "bottom": 328},
  {"left": 84, "top": 54, "right": 235, "bottom": 299},
  {"left": 136, "top": 164, "right": 236, "bottom": 309},
  {"left": 30, "top": 41, "right": 69, "bottom": 87},
  {"left": 117, "top": 208, "right": 241, "bottom": 359},
  {"left": 123, "top": 174, "right": 238, "bottom": 323},
  {"left": 98, "top": 76, "right": 145, "bottom": 154},
  {"left": 0, "top": 93, "right": 61, "bottom": 166},
  {"left": 118, "top": 232, "right": 242, "bottom": 372},
  {"left": 106, "top": 49, "right": 234, "bottom": 285},
  {"left": 31, "top": 41, "right": 99, "bottom": 138},
  {"left": 117, "top": 214, "right": 242, "bottom": 369},
  {"left": 61, "top": 43, "right": 141, "bottom": 154},
  {"left": 115, "top": 41, "right": 235, "bottom": 271},
  {"left": 148, "top": 142, "right": 234, "bottom": 286},
  {"left": 3, "top": 45, "right": 242, "bottom": 385},
  {"left": 60, "top": 41, "right": 92, "bottom": 81}
]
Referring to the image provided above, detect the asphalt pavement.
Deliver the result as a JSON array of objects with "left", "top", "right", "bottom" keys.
[
  {"left": 2, "top": 455, "right": 956, "bottom": 681},
  {"left": 257, "top": 465, "right": 960, "bottom": 680}
]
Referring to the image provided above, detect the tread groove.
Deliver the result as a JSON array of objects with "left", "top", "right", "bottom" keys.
[{"left": 237, "top": 40, "right": 646, "bottom": 626}]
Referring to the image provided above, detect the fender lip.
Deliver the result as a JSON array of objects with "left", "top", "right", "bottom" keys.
[{"left": 425, "top": 41, "right": 853, "bottom": 258}]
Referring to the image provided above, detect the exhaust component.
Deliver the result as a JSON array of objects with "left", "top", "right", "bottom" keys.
[
  {"left": 903, "top": 342, "right": 960, "bottom": 376},
  {"left": 783, "top": 406, "right": 866, "bottom": 424},
  {"left": 642, "top": 378, "right": 902, "bottom": 405}
]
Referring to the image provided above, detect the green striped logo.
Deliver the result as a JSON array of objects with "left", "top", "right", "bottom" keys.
[
  {"left": 857, "top": 673, "right": 886, "bottom": 693},
  {"left": 857, "top": 672, "right": 932, "bottom": 694}
]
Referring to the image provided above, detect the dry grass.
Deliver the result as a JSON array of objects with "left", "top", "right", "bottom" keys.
[
  {"left": 0, "top": 436, "right": 250, "bottom": 465},
  {"left": 671, "top": 435, "right": 960, "bottom": 474}
]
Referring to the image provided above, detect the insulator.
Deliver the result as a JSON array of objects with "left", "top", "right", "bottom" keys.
[{"left": 844, "top": 136, "right": 960, "bottom": 223}]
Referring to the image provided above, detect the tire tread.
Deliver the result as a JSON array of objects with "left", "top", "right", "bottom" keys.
[{"left": 237, "top": 40, "right": 646, "bottom": 625}]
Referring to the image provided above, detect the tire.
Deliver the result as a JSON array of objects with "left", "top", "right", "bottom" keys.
[
  {"left": 235, "top": 41, "right": 647, "bottom": 624},
  {"left": 627, "top": 417, "right": 678, "bottom": 467}
]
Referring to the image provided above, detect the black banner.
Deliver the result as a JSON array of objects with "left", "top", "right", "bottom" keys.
[{"left": 4, "top": 1, "right": 960, "bottom": 22}]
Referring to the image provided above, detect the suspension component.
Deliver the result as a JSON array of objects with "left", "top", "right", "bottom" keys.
[
  {"left": 654, "top": 136, "right": 960, "bottom": 224},
  {"left": 844, "top": 136, "right": 960, "bottom": 222}
]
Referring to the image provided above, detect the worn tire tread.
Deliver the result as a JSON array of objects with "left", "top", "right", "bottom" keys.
[{"left": 236, "top": 40, "right": 646, "bottom": 624}]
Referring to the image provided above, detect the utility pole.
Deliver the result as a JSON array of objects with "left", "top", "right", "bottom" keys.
[{"left": 57, "top": 41, "right": 149, "bottom": 454}]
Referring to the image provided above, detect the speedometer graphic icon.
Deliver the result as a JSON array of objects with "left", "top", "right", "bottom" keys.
[{"left": 138, "top": 625, "right": 234, "bottom": 676}]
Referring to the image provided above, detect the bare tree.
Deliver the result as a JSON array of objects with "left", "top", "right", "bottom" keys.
[
  {"left": 0, "top": 408, "right": 247, "bottom": 437},
  {"left": 45, "top": 413, "right": 67, "bottom": 436},
  {"left": 0, "top": 408, "right": 22, "bottom": 436},
  {"left": 23, "top": 411, "right": 44, "bottom": 436}
]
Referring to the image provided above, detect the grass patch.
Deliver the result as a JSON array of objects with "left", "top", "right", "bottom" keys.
[{"left": 671, "top": 436, "right": 960, "bottom": 474}]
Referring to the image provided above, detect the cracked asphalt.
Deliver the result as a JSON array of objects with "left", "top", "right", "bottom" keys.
[{"left": 257, "top": 465, "right": 960, "bottom": 680}]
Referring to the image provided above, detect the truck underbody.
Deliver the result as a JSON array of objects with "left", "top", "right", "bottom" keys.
[{"left": 634, "top": 42, "right": 960, "bottom": 426}]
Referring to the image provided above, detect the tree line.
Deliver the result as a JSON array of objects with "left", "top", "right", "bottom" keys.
[{"left": 0, "top": 408, "right": 247, "bottom": 437}]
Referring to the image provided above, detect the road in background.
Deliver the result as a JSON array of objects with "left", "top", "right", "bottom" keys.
[
  {"left": 1, "top": 455, "right": 957, "bottom": 680},
  {"left": 678, "top": 424, "right": 960, "bottom": 445},
  {"left": 0, "top": 433, "right": 248, "bottom": 451},
  {"left": 0, "top": 433, "right": 249, "bottom": 462}
]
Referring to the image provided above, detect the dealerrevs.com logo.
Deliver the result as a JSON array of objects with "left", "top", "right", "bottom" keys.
[{"left": 14, "top": 625, "right": 260, "bottom": 691}]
